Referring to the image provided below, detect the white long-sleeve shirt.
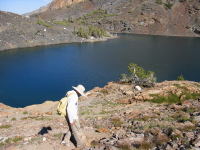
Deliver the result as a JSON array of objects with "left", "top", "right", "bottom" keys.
[{"left": 67, "top": 90, "right": 79, "bottom": 123}]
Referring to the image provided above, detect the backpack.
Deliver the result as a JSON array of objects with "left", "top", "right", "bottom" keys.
[{"left": 57, "top": 93, "right": 74, "bottom": 116}]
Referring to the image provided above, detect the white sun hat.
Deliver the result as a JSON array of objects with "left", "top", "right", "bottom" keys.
[{"left": 72, "top": 85, "right": 85, "bottom": 97}]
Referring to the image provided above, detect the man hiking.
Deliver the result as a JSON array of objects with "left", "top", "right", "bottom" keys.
[{"left": 60, "top": 84, "right": 86, "bottom": 149}]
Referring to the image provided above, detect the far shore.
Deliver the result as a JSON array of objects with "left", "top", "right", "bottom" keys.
[
  {"left": 2, "top": 32, "right": 200, "bottom": 52},
  {"left": 0, "top": 34, "right": 119, "bottom": 52}
]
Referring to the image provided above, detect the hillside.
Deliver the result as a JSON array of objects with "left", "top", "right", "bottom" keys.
[
  {"left": 0, "top": 80, "right": 200, "bottom": 150},
  {"left": 0, "top": 11, "right": 83, "bottom": 51},
  {"left": 35, "top": 0, "right": 200, "bottom": 37},
  {"left": 0, "top": 10, "right": 115, "bottom": 51}
]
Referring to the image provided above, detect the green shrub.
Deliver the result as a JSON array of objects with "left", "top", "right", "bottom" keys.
[
  {"left": 88, "top": 25, "right": 101, "bottom": 37},
  {"left": 165, "top": 2, "right": 173, "bottom": 9},
  {"left": 12, "top": 137, "right": 23, "bottom": 143},
  {"left": 81, "top": 109, "right": 93, "bottom": 116},
  {"left": 181, "top": 124, "right": 196, "bottom": 132},
  {"left": 146, "top": 92, "right": 200, "bottom": 104},
  {"left": 36, "top": 19, "right": 51, "bottom": 27},
  {"left": 100, "top": 28, "right": 110, "bottom": 37},
  {"left": 53, "top": 20, "right": 70, "bottom": 26},
  {"left": 0, "top": 142, "right": 6, "bottom": 147},
  {"left": 184, "top": 107, "right": 197, "bottom": 114},
  {"left": 74, "top": 26, "right": 110, "bottom": 38},
  {"left": 173, "top": 84, "right": 187, "bottom": 90},
  {"left": 120, "top": 74, "right": 129, "bottom": 83},
  {"left": 68, "top": 16, "right": 73, "bottom": 23},
  {"left": 5, "top": 138, "right": 12, "bottom": 143},
  {"left": 184, "top": 92, "right": 200, "bottom": 101},
  {"left": 21, "top": 116, "right": 49, "bottom": 120},
  {"left": 138, "top": 115, "right": 150, "bottom": 121},
  {"left": 82, "top": 7, "right": 118, "bottom": 19},
  {"left": 23, "top": 111, "right": 28, "bottom": 114},
  {"left": 90, "top": 140, "right": 100, "bottom": 147},
  {"left": 103, "top": 14, "right": 119, "bottom": 17},
  {"left": 148, "top": 121, "right": 158, "bottom": 129},
  {"left": 79, "top": 20, "right": 86, "bottom": 24},
  {"left": 156, "top": 0, "right": 163, "bottom": 4},
  {"left": 194, "top": 83, "right": 200, "bottom": 88},
  {"left": 101, "top": 89, "right": 108, "bottom": 94},
  {"left": 53, "top": 133, "right": 62, "bottom": 139},
  {"left": 111, "top": 118, "right": 124, "bottom": 127},
  {"left": 11, "top": 118, "right": 16, "bottom": 121},
  {"left": 75, "top": 27, "right": 89, "bottom": 38},
  {"left": 146, "top": 93, "right": 182, "bottom": 104},
  {"left": 0, "top": 124, "right": 12, "bottom": 129},
  {"left": 171, "top": 133, "right": 182, "bottom": 140},
  {"left": 3, "top": 137, "right": 23, "bottom": 144},
  {"left": 88, "top": 25, "right": 110, "bottom": 37},
  {"left": 94, "top": 8, "right": 107, "bottom": 15},
  {"left": 176, "top": 75, "right": 185, "bottom": 81}
]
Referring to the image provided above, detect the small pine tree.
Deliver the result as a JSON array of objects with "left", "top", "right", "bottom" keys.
[
  {"left": 176, "top": 75, "right": 185, "bottom": 81},
  {"left": 75, "top": 27, "right": 89, "bottom": 38},
  {"left": 120, "top": 63, "right": 157, "bottom": 87},
  {"left": 165, "top": 2, "right": 173, "bottom": 9}
]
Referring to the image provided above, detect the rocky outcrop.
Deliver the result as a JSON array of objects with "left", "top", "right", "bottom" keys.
[
  {"left": 24, "top": 0, "right": 85, "bottom": 16},
  {"left": 0, "top": 80, "right": 200, "bottom": 149},
  {"left": 48, "top": 0, "right": 84, "bottom": 10}
]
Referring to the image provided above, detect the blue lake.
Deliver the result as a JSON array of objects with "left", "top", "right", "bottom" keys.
[{"left": 0, "top": 34, "right": 200, "bottom": 108}]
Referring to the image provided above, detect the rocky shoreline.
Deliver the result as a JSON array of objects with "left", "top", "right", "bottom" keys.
[{"left": 0, "top": 80, "right": 200, "bottom": 150}]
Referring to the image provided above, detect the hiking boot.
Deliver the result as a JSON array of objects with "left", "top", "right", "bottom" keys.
[{"left": 60, "top": 141, "right": 71, "bottom": 146}]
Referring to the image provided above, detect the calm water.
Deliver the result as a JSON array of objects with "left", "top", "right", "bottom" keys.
[{"left": 0, "top": 34, "right": 200, "bottom": 108}]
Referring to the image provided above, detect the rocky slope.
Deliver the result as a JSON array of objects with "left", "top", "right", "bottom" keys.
[
  {"left": 0, "top": 80, "right": 200, "bottom": 150},
  {"left": 0, "top": 11, "right": 82, "bottom": 51},
  {"left": 0, "top": 10, "right": 114, "bottom": 51},
  {"left": 36, "top": 0, "right": 200, "bottom": 37}
]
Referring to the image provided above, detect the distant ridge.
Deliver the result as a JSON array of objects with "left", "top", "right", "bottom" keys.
[{"left": 23, "top": 5, "right": 49, "bottom": 16}]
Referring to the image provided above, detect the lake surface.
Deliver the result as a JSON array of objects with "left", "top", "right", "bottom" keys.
[{"left": 0, "top": 34, "right": 200, "bottom": 108}]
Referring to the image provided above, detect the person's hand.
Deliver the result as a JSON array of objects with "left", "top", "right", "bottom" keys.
[{"left": 70, "top": 122, "right": 74, "bottom": 126}]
